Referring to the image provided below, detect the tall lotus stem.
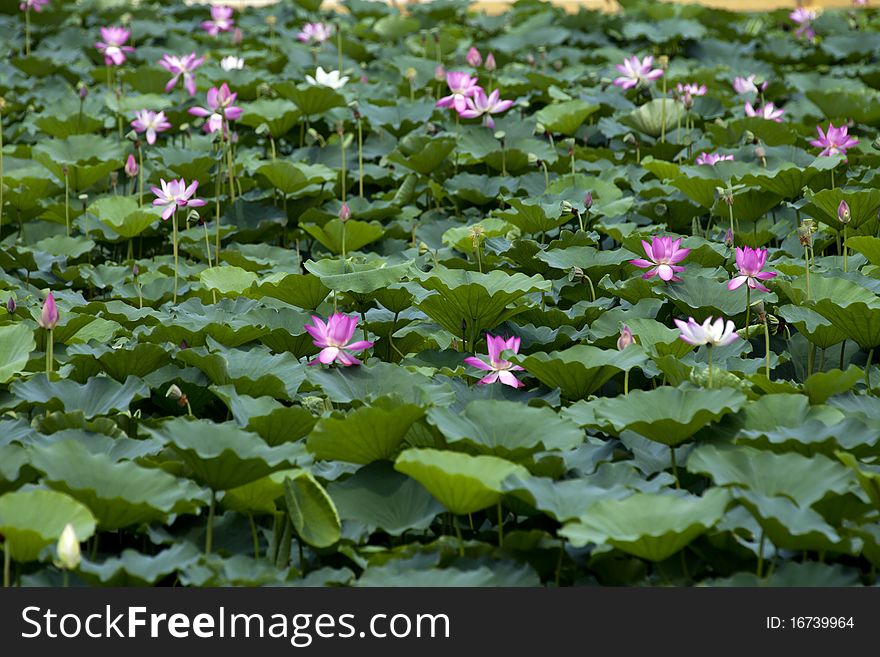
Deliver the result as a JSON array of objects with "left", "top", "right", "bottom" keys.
[
  {"left": 497, "top": 502, "right": 504, "bottom": 547},
  {"left": 25, "top": 7, "right": 31, "bottom": 56},
  {"left": 3, "top": 541, "right": 9, "bottom": 587},
  {"left": 660, "top": 76, "right": 667, "bottom": 144},
  {"left": 225, "top": 121, "right": 236, "bottom": 204},
  {"left": 843, "top": 224, "right": 848, "bottom": 273},
  {"left": 357, "top": 114, "right": 364, "bottom": 199},
  {"left": 337, "top": 21, "right": 343, "bottom": 76},
  {"left": 337, "top": 121, "right": 346, "bottom": 203},
  {"left": 804, "top": 246, "right": 811, "bottom": 300},
  {"left": 172, "top": 209, "right": 179, "bottom": 304},
  {"left": 63, "top": 166, "right": 70, "bottom": 237},
  {"left": 763, "top": 319, "right": 771, "bottom": 378},
  {"left": 744, "top": 287, "right": 751, "bottom": 337},
  {"left": 867, "top": 348, "right": 874, "bottom": 391},
  {"left": 214, "top": 165, "right": 221, "bottom": 259},
  {"left": 46, "top": 328, "right": 53, "bottom": 374},
  {"left": 136, "top": 141, "right": 144, "bottom": 207},
  {"left": 205, "top": 490, "right": 216, "bottom": 555},
  {"left": 670, "top": 446, "right": 679, "bottom": 489},
  {"left": 707, "top": 344, "right": 714, "bottom": 388},
  {"left": 0, "top": 102, "right": 4, "bottom": 234}
]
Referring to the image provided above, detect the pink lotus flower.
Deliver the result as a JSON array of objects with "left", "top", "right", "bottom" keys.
[
  {"left": 297, "top": 22, "right": 332, "bottom": 44},
  {"left": 790, "top": 8, "right": 818, "bottom": 40},
  {"left": 744, "top": 101, "right": 784, "bottom": 122},
  {"left": 732, "top": 75, "right": 767, "bottom": 95},
  {"left": 613, "top": 55, "right": 663, "bottom": 90},
  {"left": 629, "top": 236, "right": 691, "bottom": 282},
  {"left": 19, "top": 0, "right": 49, "bottom": 11},
  {"left": 696, "top": 152, "right": 734, "bottom": 166},
  {"left": 728, "top": 246, "right": 776, "bottom": 293},
  {"left": 464, "top": 333, "right": 525, "bottom": 388},
  {"left": 131, "top": 109, "right": 171, "bottom": 145},
  {"left": 124, "top": 153, "right": 138, "bottom": 177},
  {"left": 458, "top": 89, "right": 514, "bottom": 128},
  {"left": 466, "top": 47, "right": 482, "bottom": 68},
  {"left": 95, "top": 27, "right": 134, "bottom": 66},
  {"left": 39, "top": 291, "right": 59, "bottom": 330},
  {"left": 159, "top": 53, "right": 205, "bottom": 96},
  {"left": 305, "top": 313, "right": 374, "bottom": 366},
  {"left": 676, "top": 82, "right": 707, "bottom": 108},
  {"left": 201, "top": 5, "right": 234, "bottom": 36},
  {"left": 810, "top": 122, "right": 859, "bottom": 158},
  {"left": 675, "top": 316, "right": 738, "bottom": 347},
  {"left": 436, "top": 72, "right": 482, "bottom": 113},
  {"left": 151, "top": 178, "right": 206, "bottom": 220},
  {"left": 617, "top": 325, "right": 634, "bottom": 351},
  {"left": 188, "top": 83, "right": 242, "bottom": 134}
]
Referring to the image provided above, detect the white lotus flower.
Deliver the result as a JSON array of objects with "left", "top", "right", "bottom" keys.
[
  {"left": 56, "top": 523, "right": 81, "bottom": 570},
  {"left": 220, "top": 56, "right": 244, "bottom": 71},
  {"left": 305, "top": 66, "right": 348, "bottom": 90}
]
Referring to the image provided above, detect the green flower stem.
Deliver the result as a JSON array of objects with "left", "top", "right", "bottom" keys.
[
  {"left": 62, "top": 570, "right": 69, "bottom": 588},
  {"left": 202, "top": 218, "right": 213, "bottom": 268},
  {"left": 3, "top": 542, "right": 10, "bottom": 587},
  {"left": 756, "top": 531, "right": 766, "bottom": 578},
  {"left": 866, "top": 348, "right": 874, "bottom": 391},
  {"left": 541, "top": 160, "right": 549, "bottom": 192},
  {"left": 745, "top": 286, "right": 751, "bottom": 335},
  {"left": 205, "top": 489, "right": 216, "bottom": 555},
  {"left": 764, "top": 319, "right": 771, "bottom": 379},
  {"left": 25, "top": 8, "right": 31, "bottom": 56},
  {"left": 46, "top": 327, "right": 53, "bottom": 374},
  {"left": 670, "top": 446, "right": 679, "bottom": 489},
  {"left": 214, "top": 166, "right": 222, "bottom": 259},
  {"left": 172, "top": 209, "right": 179, "bottom": 305},
  {"left": 137, "top": 147, "right": 144, "bottom": 207},
  {"left": 341, "top": 222, "right": 346, "bottom": 260},
  {"left": 339, "top": 129, "right": 346, "bottom": 203},
  {"left": 804, "top": 245, "right": 811, "bottom": 301},
  {"left": 840, "top": 339, "right": 847, "bottom": 370},
  {"left": 707, "top": 344, "right": 714, "bottom": 388},
  {"left": 337, "top": 22, "right": 343, "bottom": 75},
  {"left": 454, "top": 516, "right": 464, "bottom": 557},
  {"left": 225, "top": 124, "right": 236, "bottom": 204},
  {"left": 843, "top": 224, "right": 848, "bottom": 273},
  {"left": 64, "top": 168, "right": 70, "bottom": 237},
  {"left": 727, "top": 197, "right": 735, "bottom": 243},
  {"left": 357, "top": 118, "right": 364, "bottom": 199},
  {"left": 249, "top": 513, "right": 260, "bottom": 559},
  {"left": 624, "top": 369, "right": 629, "bottom": 395},
  {"left": 660, "top": 78, "right": 667, "bottom": 144},
  {"left": 0, "top": 109, "right": 5, "bottom": 234}
]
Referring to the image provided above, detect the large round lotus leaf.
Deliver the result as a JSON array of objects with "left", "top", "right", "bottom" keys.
[
  {"left": 560, "top": 489, "right": 730, "bottom": 561},
  {"left": 0, "top": 445, "right": 32, "bottom": 494},
  {"left": 247, "top": 272, "right": 329, "bottom": 309},
  {"left": 307, "top": 361, "right": 454, "bottom": 406},
  {"left": 28, "top": 440, "right": 208, "bottom": 530},
  {"left": 810, "top": 298, "right": 880, "bottom": 350},
  {"left": 256, "top": 160, "right": 336, "bottom": 195},
  {"left": 307, "top": 396, "right": 424, "bottom": 464},
  {"left": 620, "top": 98, "right": 685, "bottom": 138},
  {"left": 687, "top": 444, "right": 855, "bottom": 508},
  {"left": 394, "top": 448, "right": 529, "bottom": 515},
  {"left": 502, "top": 475, "right": 634, "bottom": 522},
  {"left": 238, "top": 99, "right": 301, "bottom": 137},
  {"left": 199, "top": 266, "right": 258, "bottom": 297},
  {"left": 0, "top": 489, "right": 96, "bottom": 563},
  {"left": 519, "top": 345, "right": 648, "bottom": 401},
  {"left": 802, "top": 187, "right": 880, "bottom": 232},
  {"left": 327, "top": 461, "right": 444, "bottom": 536},
  {"left": 660, "top": 275, "right": 756, "bottom": 319},
  {"left": 587, "top": 386, "right": 747, "bottom": 446},
  {"left": 89, "top": 196, "right": 162, "bottom": 238},
  {"left": 78, "top": 543, "right": 201, "bottom": 587},
  {"left": 302, "top": 219, "right": 385, "bottom": 255},
  {"left": 416, "top": 267, "right": 551, "bottom": 340},
  {"left": 10, "top": 374, "right": 150, "bottom": 418},
  {"left": 386, "top": 136, "right": 456, "bottom": 175},
  {"left": 777, "top": 304, "right": 845, "bottom": 349},
  {"left": 836, "top": 452, "right": 880, "bottom": 511},
  {"left": 303, "top": 258, "right": 412, "bottom": 294},
  {"left": 0, "top": 324, "right": 35, "bottom": 384},
  {"left": 222, "top": 469, "right": 300, "bottom": 516},
  {"left": 284, "top": 471, "right": 341, "bottom": 548},
  {"left": 246, "top": 406, "right": 318, "bottom": 447},
  {"left": 142, "top": 418, "right": 306, "bottom": 490},
  {"left": 426, "top": 400, "right": 583, "bottom": 460},
  {"left": 534, "top": 99, "right": 600, "bottom": 136},
  {"left": 736, "top": 490, "right": 848, "bottom": 553},
  {"left": 272, "top": 83, "right": 346, "bottom": 117}
]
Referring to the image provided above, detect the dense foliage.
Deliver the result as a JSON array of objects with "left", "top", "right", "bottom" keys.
[{"left": 1, "top": 0, "right": 879, "bottom": 587}]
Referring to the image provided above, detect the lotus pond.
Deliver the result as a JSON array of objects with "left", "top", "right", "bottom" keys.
[{"left": 1, "top": 0, "right": 880, "bottom": 587}]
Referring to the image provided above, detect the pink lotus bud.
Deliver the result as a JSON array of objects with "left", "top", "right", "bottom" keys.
[
  {"left": 584, "top": 192, "right": 593, "bottom": 210},
  {"left": 132, "top": 263, "right": 139, "bottom": 277},
  {"left": 485, "top": 52, "right": 496, "bottom": 72},
  {"left": 6, "top": 297, "right": 15, "bottom": 314},
  {"left": 78, "top": 85, "right": 88, "bottom": 100},
  {"left": 233, "top": 27, "right": 243, "bottom": 44},
  {"left": 617, "top": 325, "right": 634, "bottom": 351},
  {"left": 125, "top": 154, "right": 138, "bottom": 177},
  {"left": 725, "top": 228, "right": 734, "bottom": 247},
  {"left": 838, "top": 200, "right": 851, "bottom": 224},
  {"left": 339, "top": 202, "right": 351, "bottom": 222},
  {"left": 466, "top": 46, "right": 482, "bottom": 68},
  {"left": 40, "top": 291, "right": 59, "bottom": 330},
  {"left": 434, "top": 64, "right": 446, "bottom": 82}
]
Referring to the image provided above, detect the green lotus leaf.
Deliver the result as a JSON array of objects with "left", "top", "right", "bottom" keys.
[
  {"left": 284, "top": 470, "right": 341, "bottom": 548},
  {"left": 776, "top": 304, "right": 845, "bottom": 349},
  {"left": 247, "top": 272, "right": 329, "bottom": 309},
  {"left": 359, "top": 99, "right": 436, "bottom": 138},
  {"left": 28, "top": 440, "right": 208, "bottom": 530},
  {"left": 560, "top": 489, "right": 730, "bottom": 561},
  {"left": 538, "top": 245, "right": 637, "bottom": 278},
  {"left": 89, "top": 196, "right": 162, "bottom": 238},
  {"left": 809, "top": 298, "right": 880, "bottom": 350},
  {"left": 222, "top": 469, "right": 300, "bottom": 516},
  {"left": 33, "top": 135, "right": 124, "bottom": 191},
  {"left": 395, "top": 448, "right": 529, "bottom": 515},
  {"left": 846, "top": 236, "right": 880, "bottom": 266},
  {"left": 307, "top": 361, "right": 455, "bottom": 406},
  {"left": 620, "top": 98, "right": 685, "bottom": 138},
  {"left": 587, "top": 386, "right": 747, "bottom": 446},
  {"left": 518, "top": 345, "right": 648, "bottom": 401},
  {"left": 0, "top": 445, "right": 32, "bottom": 494},
  {"left": 327, "top": 461, "right": 444, "bottom": 536},
  {"left": 660, "top": 275, "right": 755, "bottom": 319},
  {"left": 303, "top": 258, "right": 411, "bottom": 294},
  {"left": 78, "top": 543, "right": 201, "bottom": 587},
  {"left": 0, "top": 324, "right": 35, "bottom": 384},
  {"left": 535, "top": 99, "right": 600, "bottom": 136},
  {"left": 494, "top": 197, "right": 571, "bottom": 235},
  {"left": 256, "top": 160, "right": 336, "bottom": 195},
  {"left": 307, "top": 396, "right": 425, "bottom": 464},
  {"left": 386, "top": 137, "right": 456, "bottom": 176},
  {"left": 426, "top": 400, "right": 583, "bottom": 460},
  {"left": 736, "top": 490, "right": 848, "bottom": 553},
  {"left": 142, "top": 418, "right": 307, "bottom": 490},
  {"left": 802, "top": 187, "right": 880, "bottom": 233},
  {"left": 199, "top": 265, "right": 258, "bottom": 297},
  {"left": 302, "top": 219, "right": 385, "bottom": 255},
  {"left": 836, "top": 452, "right": 880, "bottom": 511},
  {"left": 10, "top": 374, "right": 150, "bottom": 418},
  {"left": 272, "top": 83, "right": 346, "bottom": 117},
  {"left": 502, "top": 474, "right": 633, "bottom": 522},
  {"left": 247, "top": 406, "right": 318, "bottom": 447},
  {"left": 238, "top": 99, "right": 301, "bottom": 137},
  {"left": 0, "top": 489, "right": 96, "bottom": 563}
]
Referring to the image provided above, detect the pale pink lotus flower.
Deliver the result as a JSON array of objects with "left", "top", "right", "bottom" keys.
[
  {"left": 159, "top": 53, "right": 205, "bottom": 96},
  {"left": 617, "top": 325, "right": 634, "bottom": 351},
  {"left": 464, "top": 333, "right": 525, "bottom": 388},
  {"left": 676, "top": 82, "right": 707, "bottom": 97},
  {"left": 95, "top": 27, "right": 134, "bottom": 66},
  {"left": 485, "top": 52, "right": 497, "bottom": 72},
  {"left": 696, "top": 152, "right": 734, "bottom": 166},
  {"left": 732, "top": 75, "right": 767, "bottom": 95},
  {"left": 458, "top": 89, "right": 514, "bottom": 128},
  {"left": 188, "top": 83, "right": 242, "bottom": 134},
  {"left": 728, "top": 246, "right": 776, "bottom": 293},
  {"left": 790, "top": 8, "right": 818, "bottom": 40},
  {"left": 305, "top": 313, "right": 374, "bottom": 366},
  {"left": 151, "top": 178, "right": 206, "bottom": 220},
  {"left": 744, "top": 101, "right": 784, "bottom": 122},
  {"left": 201, "top": 5, "right": 234, "bottom": 36},
  {"left": 39, "top": 291, "right": 59, "bottom": 329},
  {"left": 675, "top": 316, "right": 738, "bottom": 347},
  {"left": 124, "top": 153, "right": 138, "bottom": 177},
  {"left": 466, "top": 47, "right": 482, "bottom": 68},
  {"left": 131, "top": 109, "right": 171, "bottom": 145},
  {"left": 613, "top": 55, "right": 663, "bottom": 90},
  {"left": 436, "top": 72, "right": 482, "bottom": 113},
  {"left": 629, "top": 236, "right": 691, "bottom": 282},
  {"left": 810, "top": 122, "right": 859, "bottom": 158},
  {"left": 838, "top": 200, "right": 851, "bottom": 224},
  {"left": 19, "top": 0, "right": 49, "bottom": 11},
  {"left": 297, "top": 22, "right": 332, "bottom": 44},
  {"left": 220, "top": 56, "right": 244, "bottom": 71}
]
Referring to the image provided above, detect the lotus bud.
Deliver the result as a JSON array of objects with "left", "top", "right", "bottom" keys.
[
  {"left": 124, "top": 153, "right": 138, "bottom": 177},
  {"left": 526, "top": 53, "right": 536, "bottom": 67},
  {"left": 657, "top": 55, "right": 670, "bottom": 70},
  {"left": 77, "top": 83, "right": 88, "bottom": 100},
  {"left": 434, "top": 64, "right": 446, "bottom": 82},
  {"left": 797, "top": 221, "right": 814, "bottom": 247},
  {"left": 110, "top": 171, "right": 118, "bottom": 189},
  {"left": 743, "top": 130, "right": 756, "bottom": 144},
  {"left": 56, "top": 524, "right": 81, "bottom": 571},
  {"left": 838, "top": 200, "right": 851, "bottom": 224},
  {"left": 584, "top": 192, "right": 593, "bottom": 211},
  {"left": 617, "top": 325, "right": 634, "bottom": 350},
  {"left": 405, "top": 67, "right": 417, "bottom": 82},
  {"left": 179, "top": 339, "right": 189, "bottom": 350},
  {"left": 39, "top": 291, "right": 59, "bottom": 330},
  {"left": 132, "top": 263, "right": 139, "bottom": 277},
  {"left": 266, "top": 14, "right": 277, "bottom": 27},
  {"left": 568, "top": 266, "right": 585, "bottom": 283},
  {"left": 754, "top": 300, "right": 767, "bottom": 324},
  {"left": 6, "top": 297, "right": 16, "bottom": 314},
  {"left": 623, "top": 133, "right": 638, "bottom": 147},
  {"left": 466, "top": 47, "right": 482, "bottom": 68},
  {"left": 485, "top": 52, "right": 496, "bottom": 72},
  {"left": 165, "top": 384, "right": 189, "bottom": 407},
  {"left": 418, "top": 241, "right": 429, "bottom": 255},
  {"left": 339, "top": 202, "right": 351, "bottom": 222},
  {"left": 233, "top": 27, "right": 243, "bottom": 45},
  {"left": 725, "top": 228, "right": 734, "bottom": 248}
]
